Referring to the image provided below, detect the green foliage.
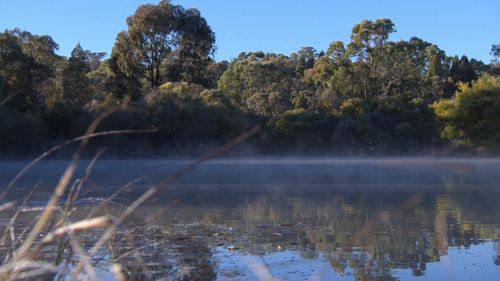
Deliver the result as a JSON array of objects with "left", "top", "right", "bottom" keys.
[
  {"left": 0, "top": 29, "right": 64, "bottom": 111},
  {"left": 9, "top": 29, "right": 61, "bottom": 73},
  {"left": 107, "top": 34, "right": 143, "bottom": 101},
  {"left": 349, "top": 18, "right": 395, "bottom": 58},
  {"left": 204, "top": 60, "right": 229, "bottom": 89},
  {"left": 295, "top": 47, "right": 317, "bottom": 77},
  {"left": 265, "top": 108, "right": 335, "bottom": 153},
  {"left": 0, "top": 108, "right": 47, "bottom": 156},
  {"left": 217, "top": 53, "right": 294, "bottom": 117},
  {"left": 175, "top": 8, "right": 216, "bottom": 85},
  {"left": 0, "top": 15, "right": 497, "bottom": 156},
  {"left": 433, "top": 75, "right": 500, "bottom": 149},
  {"left": 492, "top": 44, "right": 500, "bottom": 63},
  {"left": 450, "top": 55, "right": 478, "bottom": 85},
  {"left": 41, "top": 102, "right": 92, "bottom": 139},
  {"left": 145, "top": 89, "right": 246, "bottom": 153},
  {"left": 60, "top": 43, "right": 92, "bottom": 108},
  {"left": 491, "top": 44, "right": 500, "bottom": 75},
  {"left": 110, "top": 0, "right": 215, "bottom": 90},
  {"left": 0, "top": 31, "right": 45, "bottom": 111},
  {"left": 373, "top": 95, "right": 439, "bottom": 151}
]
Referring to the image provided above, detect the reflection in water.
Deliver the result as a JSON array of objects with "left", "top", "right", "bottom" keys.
[
  {"left": 144, "top": 187, "right": 499, "bottom": 280},
  {"left": 1, "top": 159, "right": 500, "bottom": 280}
]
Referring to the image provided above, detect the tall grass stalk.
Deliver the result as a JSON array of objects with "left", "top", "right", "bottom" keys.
[{"left": 0, "top": 101, "right": 259, "bottom": 280}]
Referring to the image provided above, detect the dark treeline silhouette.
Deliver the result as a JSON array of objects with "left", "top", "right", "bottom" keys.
[{"left": 1, "top": 0, "right": 500, "bottom": 157}]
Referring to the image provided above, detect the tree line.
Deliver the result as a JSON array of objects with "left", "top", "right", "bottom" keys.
[{"left": 1, "top": 0, "right": 499, "bottom": 157}]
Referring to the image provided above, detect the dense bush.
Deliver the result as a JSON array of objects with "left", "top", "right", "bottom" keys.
[
  {"left": 433, "top": 75, "right": 500, "bottom": 150},
  {"left": 0, "top": 8, "right": 498, "bottom": 157}
]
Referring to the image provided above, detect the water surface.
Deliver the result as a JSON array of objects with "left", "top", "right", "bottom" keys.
[{"left": 1, "top": 158, "right": 500, "bottom": 280}]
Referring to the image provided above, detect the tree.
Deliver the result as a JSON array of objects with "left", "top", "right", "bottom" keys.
[
  {"left": 0, "top": 31, "right": 44, "bottom": 111},
  {"left": 111, "top": 0, "right": 215, "bottom": 90},
  {"left": 348, "top": 18, "right": 395, "bottom": 60},
  {"left": 125, "top": 0, "right": 181, "bottom": 89},
  {"left": 107, "top": 32, "right": 143, "bottom": 100},
  {"left": 492, "top": 44, "right": 500, "bottom": 63},
  {"left": 205, "top": 60, "right": 229, "bottom": 89},
  {"left": 491, "top": 44, "right": 500, "bottom": 75},
  {"left": 15, "top": 30, "right": 63, "bottom": 107},
  {"left": 347, "top": 18, "right": 396, "bottom": 99},
  {"left": 217, "top": 52, "right": 294, "bottom": 110},
  {"left": 60, "top": 43, "right": 92, "bottom": 108},
  {"left": 433, "top": 75, "right": 500, "bottom": 150},
  {"left": 87, "top": 59, "right": 113, "bottom": 104},
  {"left": 326, "top": 41, "right": 346, "bottom": 61},
  {"left": 449, "top": 55, "right": 477, "bottom": 84},
  {"left": 9, "top": 29, "right": 60, "bottom": 72},
  {"left": 175, "top": 8, "right": 216, "bottom": 85},
  {"left": 423, "top": 44, "right": 453, "bottom": 98},
  {"left": 295, "top": 47, "right": 317, "bottom": 77}
]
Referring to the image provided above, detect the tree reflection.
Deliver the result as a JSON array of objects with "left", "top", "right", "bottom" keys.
[{"left": 141, "top": 184, "right": 500, "bottom": 279}]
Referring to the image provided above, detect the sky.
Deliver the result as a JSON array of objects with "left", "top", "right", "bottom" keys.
[{"left": 0, "top": 0, "right": 499, "bottom": 62}]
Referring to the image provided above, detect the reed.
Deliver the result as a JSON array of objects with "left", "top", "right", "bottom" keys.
[{"left": 0, "top": 103, "right": 259, "bottom": 280}]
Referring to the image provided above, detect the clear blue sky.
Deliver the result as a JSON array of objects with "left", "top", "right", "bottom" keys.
[{"left": 1, "top": 0, "right": 499, "bottom": 62}]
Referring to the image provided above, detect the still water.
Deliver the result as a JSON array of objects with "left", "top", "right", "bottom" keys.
[{"left": 1, "top": 158, "right": 500, "bottom": 280}]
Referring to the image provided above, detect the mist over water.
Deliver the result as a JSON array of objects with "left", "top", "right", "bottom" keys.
[
  {"left": 1, "top": 157, "right": 500, "bottom": 280},
  {"left": 2, "top": 157, "right": 500, "bottom": 191}
]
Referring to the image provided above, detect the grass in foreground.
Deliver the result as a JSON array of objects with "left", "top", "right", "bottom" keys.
[{"left": 0, "top": 102, "right": 259, "bottom": 280}]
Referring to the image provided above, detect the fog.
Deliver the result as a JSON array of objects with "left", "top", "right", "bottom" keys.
[{"left": 1, "top": 157, "right": 500, "bottom": 201}]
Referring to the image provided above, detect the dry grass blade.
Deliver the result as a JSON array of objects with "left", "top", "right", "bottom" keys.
[
  {"left": 41, "top": 216, "right": 113, "bottom": 245},
  {"left": 123, "top": 230, "right": 149, "bottom": 276},
  {"left": 12, "top": 268, "right": 57, "bottom": 280},
  {"left": 0, "top": 261, "right": 58, "bottom": 279},
  {"left": 21, "top": 181, "right": 42, "bottom": 207},
  {"left": 86, "top": 177, "right": 143, "bottom": 219},
  {"left": 113, "top": 246, "right": 146, "bottom": 263},
  {"left": 66, "top": 223, "right": 98, "bottom": 281},
  {"left": 0, "top": 202, "right": 15, "bottom": 213},
  {"left": 10, "top": 100, "right": 154, "bottom": 262},
  {"left": 2, "top": 99, "right": 143, "bottom": 201},
  {"left": 93, "top": 126, "right": 259, "bottom": 252},
  {"left": 62, "top": 149, "right": 106, "bottom": 220},
  {"left": 6, "top": 214, "right": 41, "bottom": 253},
  {"left": 63, "top": 179, "right": 81, "bottom": 214},
  {"left": 0, "top": 98, "right": 159, "bottom": 280},
  {"left": 144, "top": 205, "right": 169, "bottom": 224},
  {"left": 1, "top": 120, "right": 259, "bottom": 279},
  {"left": 69, "top": 125, "right": 260, "bottom": 276},
  {"left": 1, "top": 128, "right": 156, "bottom": 201},
  {"left": 1, "top": 191, "right": 35, "bottom": 248}
]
